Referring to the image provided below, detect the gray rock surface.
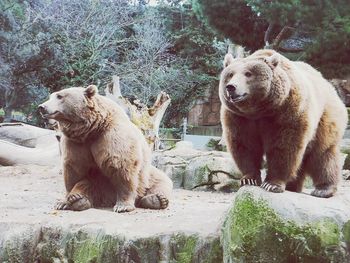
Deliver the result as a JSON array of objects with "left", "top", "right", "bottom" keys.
[
  {"left": 0, "top": 123, "right": 57, "bottom": 148},
  {"left": 0, "top": 164, "right": 234, "bottom": 262},
  {"left": 153, "top": 141, "right": 241, "bottom": 192},
  {"left": 0, "top": 124, "right": 60, "bottom": 166},
  {"left": 222, "top": 183, "right": 350, "bottom": 263}
]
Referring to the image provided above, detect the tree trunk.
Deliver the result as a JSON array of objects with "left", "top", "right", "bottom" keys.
[
  {"left": 105, "top": 75, "right": 171, "bottom": 151},
  {"left": 3, "top": 106, "right": 12, "bottom": 123},
  {"left": 3, "top": 88, "right": 16, "bottom": 123}
]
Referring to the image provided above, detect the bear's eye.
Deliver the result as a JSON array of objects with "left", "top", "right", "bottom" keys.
[
  {"left": 56, "top": 94, "right": 63, "bottom": 100},
  {"left": 227, "top": 73, "right": 234, "bottom": 79},
  {"left": 245, "top": 72, "right": 252, "bottom": 78}
]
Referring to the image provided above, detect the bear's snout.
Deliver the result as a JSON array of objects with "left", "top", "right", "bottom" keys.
[
  {"left": 226, "top": 84, "right": 239, "bottom": 99},
  {"left": 37, "top": 104, "right": 47, "bottom": 115},
  {"left": 226, "top": 84, "right": 248, "bottom": 102},
  {"left": 226, "top": 84, "right": 236, "bottom": 94},
  {"left": 38, "top": 103, "right": 57, "bottom": 119}
]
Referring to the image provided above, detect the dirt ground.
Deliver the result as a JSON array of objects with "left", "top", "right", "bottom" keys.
[{"left": 0, "top": 164, "right": 235, "bottom": 238}]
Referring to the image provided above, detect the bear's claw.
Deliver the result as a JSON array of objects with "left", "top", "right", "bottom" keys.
[
  {"left": 240, "top": 178, "right": 259, "bottom": 187},
  {"left": 154, "top": 193, "right": 169, "bottom": 209},
  {"left": 55, "top": 201, "right": 70, "bottom": 210},
  {"left": 55, "top": 193, "right": 91, "bottom": 211},
  {"left": 113, "top": 202, "right": 135, "bottom": 213},
  {"left": 261, "top": 181, "right": 285, "bottom": 193},
  {"left": 67, "top": 193, "right": 83, "bottom": 203}
]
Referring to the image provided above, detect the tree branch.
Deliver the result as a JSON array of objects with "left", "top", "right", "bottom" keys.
[
  {"left": 272, "top": 26, "right": 295, "bottom": 50},
  {"left": 264, "top": 23, "right": 275, "bottom": 48},
  {"left": 277, "top": 46, "right": 305, "bottom": 53}
]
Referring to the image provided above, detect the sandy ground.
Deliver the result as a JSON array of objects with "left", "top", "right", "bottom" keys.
[{"left": 0, "top": 164, "right": 235, "bottom": 238}]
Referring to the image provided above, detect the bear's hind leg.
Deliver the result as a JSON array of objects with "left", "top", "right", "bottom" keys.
[
  {"left": 137, "top": 166, "right": 172, "bottom": 210},
  {"left": 56, "top": 179, "right": 92, "bottom": 211},
  {"left": 306, "top": 145, "right": 340, "bottom": 198}
]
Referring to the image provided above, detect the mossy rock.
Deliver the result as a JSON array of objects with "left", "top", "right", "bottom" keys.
[
  {"left": 222, "top": 188, "right": 349, "bottom": 263},
  {"left": 24, "top": 228, "right": 223, "bottom": 263},
  {"left": 169, "top": 234, "right": 223, "bottom": 263}
]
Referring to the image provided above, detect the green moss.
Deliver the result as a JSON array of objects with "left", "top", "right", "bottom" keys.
[
  {"left": 132, "top": 237, "right": 161, "bottom": 262},
  {"left": 64, "top": 232, "right": 162, "bottom": 263},
  {"left": 314, "top": 220, "right": 340, "bottom": 247},
  {"left": 222, "top": 193, "right": 346, "bottom": 263},
  {"left": 65, "top": 232, "right": 123, "bottom": 263},
  {"left": 196, "top": 166, "right": 208, "bottom": 182},
  {"left": 170, "top": 234, "right": 198, "bottom": 263},
  {"left": 203, "top": 237, "right": 223, "bottom": 263},
  {"left": 343, "top": 220, "right": 350, "bottom": 244}
]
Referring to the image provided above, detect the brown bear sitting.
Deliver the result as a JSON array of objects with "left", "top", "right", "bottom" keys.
[
  {"left": 39, "top": 85, "right": 173, "bottom": 212},
  {"left": 219, "top": 49, "right": 347, "bottom": 198}
]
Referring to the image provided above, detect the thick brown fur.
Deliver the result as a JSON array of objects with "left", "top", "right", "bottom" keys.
[
  {"left": 39, "top": 85, "right": 172, "bottom": 212},
  {"left": 219, "top": 50, "right": 347, "bottom": 198}
]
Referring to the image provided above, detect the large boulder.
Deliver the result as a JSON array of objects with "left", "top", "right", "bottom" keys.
[
  {"left": 222, "top": 185, "right": 350, "bottom": 263},
  {"left": 153, "top": 141, "right": 241, "bottom": 192},
  {"left": 0, "top": 140, "right": 60, "bottom": 166},
  {"left": 0, "top": 123, "right": 57, "bottom": 148},
  {"left": 0, "top": 123, "right": 60, "bottom": 166}
]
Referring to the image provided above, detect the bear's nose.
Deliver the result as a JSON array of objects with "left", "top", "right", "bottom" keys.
[
  {"left": 37, "top": 104, "right": 47, "bottom": 114},
  {"left": 226, "top": 84, "right": 236, "bottom": 94}
]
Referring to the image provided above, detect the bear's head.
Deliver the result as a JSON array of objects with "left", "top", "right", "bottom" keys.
[
  {"left": 38, "top": 85, "right": 106, "bottom": 141},
  {"left": 219, "top": 50, "right": 290, "bottom": 117},
  {"left": 38, "top": 85, "right": 98, "bottom": 122}
]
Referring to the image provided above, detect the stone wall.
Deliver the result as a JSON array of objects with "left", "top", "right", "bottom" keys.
[{"left": 187, "top": 88, "right": 221, "bottom": 126}]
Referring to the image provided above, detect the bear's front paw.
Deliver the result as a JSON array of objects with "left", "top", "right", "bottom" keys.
[
  {"left": 240, "top": 178, "right": 261, "bottom": 187},
  {"left": 55, "top": 194, "right": 91, "bottom": 211},
  {"left": 261, "top": 181, "right": 285, "bottom": 193},
  {"left": 113, "top": 201, "right": 135, "bottom": 213}
]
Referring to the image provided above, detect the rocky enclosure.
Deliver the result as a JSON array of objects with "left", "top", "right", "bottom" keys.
[
  {"left": 1, "top": 140, "right": 350, "bottom": 262},
  {"left": 0, "top": 165, "right": 231, "bottom": 263},
  {"left": 1, "top": 162, "right": 350, "bottom": 262}
]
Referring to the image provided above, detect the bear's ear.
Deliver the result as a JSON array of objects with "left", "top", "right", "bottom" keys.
[
  {"left": 264, "top": 53, "right": 280, "bottom": 69},
  {"left": 223, "top": 53, "right": 234, "bottom": 68},
  {"left": 85, "top": 85, "right": 98, "bottom": 98}
]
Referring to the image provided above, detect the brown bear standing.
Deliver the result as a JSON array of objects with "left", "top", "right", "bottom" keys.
[
  {"left": 39, "top": 85, "right": 172, "bottom": 212},
  {"left": 219, "top": 49, "right": 347, "bottom": 198}
]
